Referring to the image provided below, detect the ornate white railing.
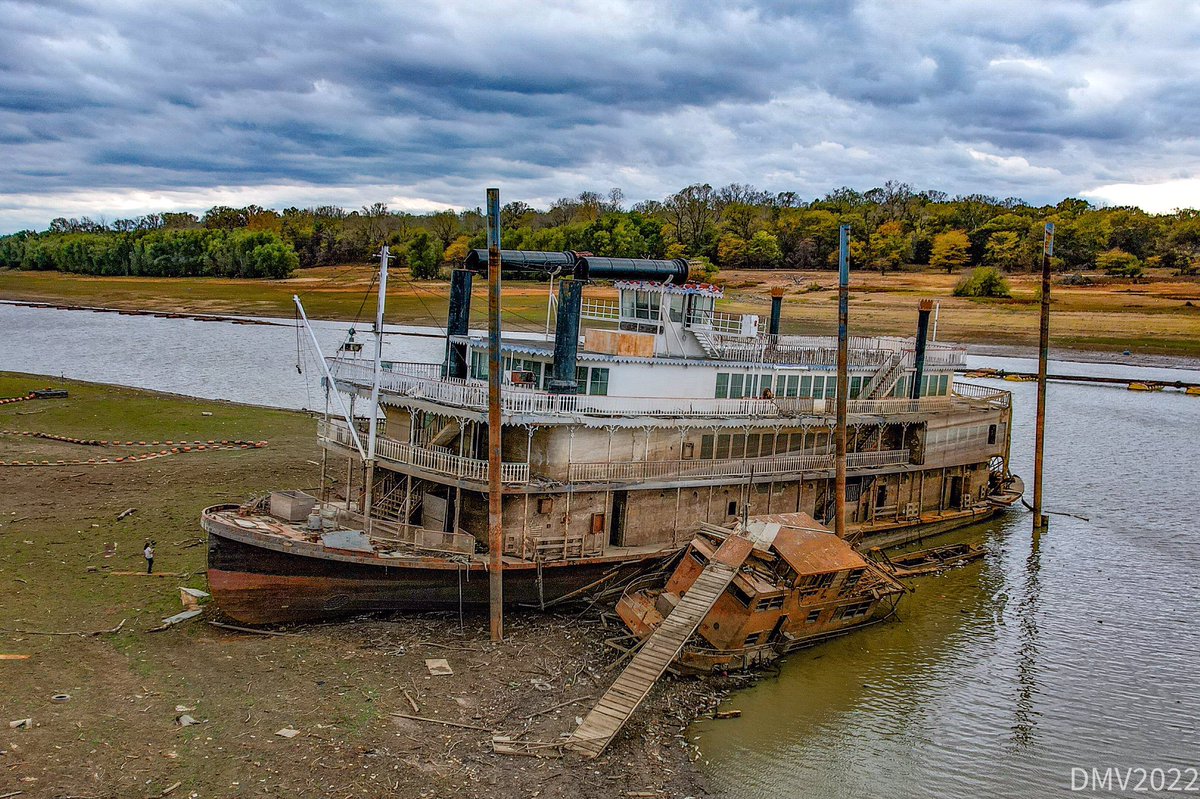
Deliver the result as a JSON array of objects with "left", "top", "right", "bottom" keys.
[
  {"left": 319, "top": 420, "right": 530, "bottom": 484},
  {"left": 952, "top": 381, "right": 1011, "bottom": 408},
  {"left": 567, "top": 447, "right": 910, "bottom": 483},
  {"left": 685, "top": 309, "right": 749, "bottom": 336},
  {"left": 580, "top": 297, "right": 620, "bottom": 320},
  {"left": 329, "top": 359, "right": 984, "bottom": 420}
]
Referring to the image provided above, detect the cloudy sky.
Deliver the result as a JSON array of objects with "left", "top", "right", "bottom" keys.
[{"left": 2, "top": 0, "right": 1198, "bottom": 231}]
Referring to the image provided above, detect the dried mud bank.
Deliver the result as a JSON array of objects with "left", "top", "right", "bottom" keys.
[{"left": 0, "top": 372, "right": 725, "bottom": 798}]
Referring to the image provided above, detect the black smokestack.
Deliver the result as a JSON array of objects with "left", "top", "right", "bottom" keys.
[
  {"left": 548, "top": 279, "right": 584, "bottom": 394},
  {"left": 910, "top": 299, "right": 934, "bottom": 400},
  {"left": 769, "top": 287, "right": 784, "bottom": 335},
  {"left": 444, "top": 268, "right": 473, "bottom": 378}
]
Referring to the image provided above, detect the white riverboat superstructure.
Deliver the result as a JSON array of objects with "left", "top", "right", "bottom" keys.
[{"left": 321, "top": 260, "right": 1016, "bottom": 560}]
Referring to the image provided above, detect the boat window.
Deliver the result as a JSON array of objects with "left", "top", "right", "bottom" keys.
[
  {"left": 850, "top": 376, "right": 863, "bottom": 399},
  {"left": 755, "top": 595, "right": 785, "bottom": 611},
  {"left": 796, "top": 572, "right": 835, "bottom": 598},
  {"left": 588, "top": 368, "right": 609, "bottom": 396},
  {"left": 631, "top": 290, "right": 660, "bottom": 321},
  {"left": 701, "top": 435, "right": 714, "bottom": 459},
  {"left": 470, "top": 350, "right": 488, "bottom": 380},
  {"left": 715, "top": 373, "right": 730, "bottom": 399},
  {"left": 806, "top": 609, "right": 822, "bottom": 623},
  {"left": 800, "top": 375, "right": 812, "bottom": 397},
  {"left": 669, "top": 294, "right": 685, "bottom": 322},
  {"left": 730, "top": 582, "right": 754, "bottom": 606},
  {"left": 938, "top": 374, "right": 949, "bottom": 395},
  {"left": 842, "top": 569, "right": 865, "bottom": 592},
  {"left": 730, "top": 436, "right": 745, "bottom": 459},
  {"left": 730, "top": 373, "right": 745, "bottom": 398},
  {"left": 784, "top": 374, "right": 799, "bottom": 397},
  {"left": 727, "top": 500, "right": 738, "bottom": 517},
  {"left": 715, "top": 435, "right": 730, "bottom": 460},
  {"left": 836, "top": 600, "right": 873, "bottom": 619},
  {"left": 744, "top": 631, "right": 766, "bottom": 647},
  {"left": 745, "top": 433, "right": 760, "bottom": 458}
]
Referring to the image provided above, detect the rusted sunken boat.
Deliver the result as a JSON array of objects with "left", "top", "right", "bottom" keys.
[
  {"left": 616, "top": 513, "right": 905, "bottom": 674},
  {"left": 205, "top": 249, "right": 1021, "bottom": 625}
]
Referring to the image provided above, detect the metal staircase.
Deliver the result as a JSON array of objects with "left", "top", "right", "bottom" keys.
[
  {"left": 690, "top": 329, "right": 722, "bottom": 359},
  {"left": 862, "top": 351, "right": 909, "bottom": 400},
  {"left": 564, "top": 533, "right": 756, "bottom": 759}
]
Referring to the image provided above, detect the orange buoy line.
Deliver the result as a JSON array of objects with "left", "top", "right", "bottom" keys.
[{"left": 0, "top": 430, "right": 267, "bottom": 466}]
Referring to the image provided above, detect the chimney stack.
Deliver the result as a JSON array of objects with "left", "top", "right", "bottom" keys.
[
  {"left": 910, "top": 299, "right": 934, "bottom": 400},
  {"left": 444, "top": 269, "right": 473, "bottom": 378},
  {"left": 548, "top": 279, "right": 584, "bottom": 394},
  {"left": 769, "top": 286, "right": 784, "bottom": 335}
]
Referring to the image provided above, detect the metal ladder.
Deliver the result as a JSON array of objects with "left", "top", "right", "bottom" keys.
[{"left": 564, "top": 533, "right": 755, "bottom": 759}]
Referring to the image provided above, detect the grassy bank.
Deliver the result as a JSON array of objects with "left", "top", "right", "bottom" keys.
[
  {"left": 0, "top": 374, "right": 711, "bottom": 798},
  {"left": 3, "top": 265, "right": 1199, "bottom": 358}
]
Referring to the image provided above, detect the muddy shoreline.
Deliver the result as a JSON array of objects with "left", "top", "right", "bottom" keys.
[{"left": 0, "top": 373, "right": 729, "bottom": 797}]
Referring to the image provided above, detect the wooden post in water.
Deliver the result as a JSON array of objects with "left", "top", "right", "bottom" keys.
[
  {"left": 486, "top": 188, "right": 505, "bottom": 642},
  {"left": 834, "top": 224, "right": 850, "bottom": 539},
  {"left": 1032, "top": 222, "right": 1054, "bottom": 533}
]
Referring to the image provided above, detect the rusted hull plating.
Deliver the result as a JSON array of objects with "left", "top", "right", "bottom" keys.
[{"left": 205, "top": 513, "right": 668, "bottom": 625}]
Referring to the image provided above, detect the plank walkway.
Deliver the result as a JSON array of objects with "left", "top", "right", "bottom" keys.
[{"left": 565, "top": 533, "right": 755, "bottom": 759}]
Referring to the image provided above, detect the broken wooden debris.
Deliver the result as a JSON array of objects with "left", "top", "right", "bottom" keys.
[
  {"left": 389, "top": 712, "right": 491, "bottom": 732},
  {"left": 148, "top": 610, "right": 202, "bottom": 632},
  {"left": 714, "top": 709, "right": 741, "bottom": 719},
  {"left": 490, "top": 736, "right": 564, "bottom": 758},
  {"left": 160, "top": 780, "right": 182, "bottom": 796},
  {"left": 0, "top": 654, "right": 30, "bottom": 660},
  {"left": 424, "top": 658, "right": 453, "bottom": 676},
  {"left": 274, "top": 727, "right": 300, "bottom": 738},
  {"left": 176, "top": 714, "right": 199, "bottom": 726},
  {"left": 8, "top": 718, "right": 32, "bottom": 729},
  {"left": 117, "top": 508, "right": 137, "bottom": 521},
  {"left": 207, "top": 621, "right": 298, "bottom": 637}
]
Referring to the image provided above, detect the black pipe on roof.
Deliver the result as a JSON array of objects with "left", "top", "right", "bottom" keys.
[
  {"left": 463, "top": 249, "right": 575, "bottom": 277},
  {"left": 574, "top": 256, "right": 690, "bottom": 283},
  {"left": 462, "top": 249, "right": 689, "bottom": 284}
]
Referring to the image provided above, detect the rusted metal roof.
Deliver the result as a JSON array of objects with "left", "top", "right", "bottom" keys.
[{"left": 749, "top": 512, "right": 867, "bottom": 574}]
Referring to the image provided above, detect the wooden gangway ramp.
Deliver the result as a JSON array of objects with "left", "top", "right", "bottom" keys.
[{"left": 565, "top": 533, "right": 755, "bottom": 759}]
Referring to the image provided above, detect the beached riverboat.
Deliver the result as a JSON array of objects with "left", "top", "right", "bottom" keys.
[{"left": 205, "top": 249, "right": 1020, "bottom": 624}]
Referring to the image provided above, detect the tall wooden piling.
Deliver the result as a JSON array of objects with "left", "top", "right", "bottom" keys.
[
  {"left": 834, "top": 224, "right": 850, "bottom": 539},
  {"left": 1033, "top": 222, "right": 1054, "bottom": 532},
  {"left": 486, "top": 188, "right": 505, "bottom": 641}
]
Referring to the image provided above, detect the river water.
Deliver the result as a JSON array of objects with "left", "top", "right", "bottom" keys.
[{"left": 3, "top": 301, "right": 1199, "bottom": 798}]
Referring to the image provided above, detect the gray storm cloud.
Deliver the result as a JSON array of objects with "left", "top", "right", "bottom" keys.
[{"left": 1, "top": 0, "right": 1197, "bottom": 230}]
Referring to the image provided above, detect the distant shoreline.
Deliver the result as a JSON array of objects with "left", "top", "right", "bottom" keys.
[{"left": 3, "top": 264, "right": 1198, "bottom": 360}]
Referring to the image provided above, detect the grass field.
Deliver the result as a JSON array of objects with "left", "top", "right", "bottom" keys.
[{"left": 2, "top": 264, "right": 1199, "bottom": 357}]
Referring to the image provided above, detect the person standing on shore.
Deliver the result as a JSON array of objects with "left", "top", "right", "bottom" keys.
[{"left": 144, "top": 540, "right": 154, "bottom": 574}]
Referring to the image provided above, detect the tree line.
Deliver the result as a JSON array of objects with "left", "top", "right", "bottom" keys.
[{"left": 2, "top": 182, "right": 1198, "bottom": 279}]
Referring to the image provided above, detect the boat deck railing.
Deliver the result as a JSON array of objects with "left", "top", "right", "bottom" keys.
[
  {"left": 319, "top": 420, "right": 530, "bottom": 484},
  {"left": 567, "top": 448, "right": 911, "bottom": 483},
  {"left": 329, "top": 358, "right": 1007, "bottom": 420}
]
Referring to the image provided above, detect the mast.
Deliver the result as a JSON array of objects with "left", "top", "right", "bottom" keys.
[
  {"left": 834, "top": 224, "right": 850, "bottom": 539},
  {"left": 486, "top": 188, "right": 505, "bottom": 642},
  {"left": 361, "top": 245, "right": 391, "bottom": 531},
  {"left": 1032, "top": 222, "right": 1054, "bottom": 532}
]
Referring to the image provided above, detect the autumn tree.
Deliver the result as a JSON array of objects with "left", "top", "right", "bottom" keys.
[{"left": 930, "top": 230, "right": 971, "bottom": 273}]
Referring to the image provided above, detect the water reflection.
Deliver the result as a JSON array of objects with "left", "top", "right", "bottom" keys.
[{"left": 1011, "top": 527, "right": 1042, "bottom": 750}]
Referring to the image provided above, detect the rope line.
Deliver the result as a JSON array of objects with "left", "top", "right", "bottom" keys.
[{"left": 0, "top": 430, "right": 268, "bottom": 467}]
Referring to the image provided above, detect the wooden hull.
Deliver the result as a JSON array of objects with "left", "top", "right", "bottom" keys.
[{"left": 204, "top": 509, "right": 671, "bottom": 625}]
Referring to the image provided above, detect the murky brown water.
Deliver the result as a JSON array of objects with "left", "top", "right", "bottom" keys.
[{"left": 695, "top": 376, "right": 1200, "bottom": 798}]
